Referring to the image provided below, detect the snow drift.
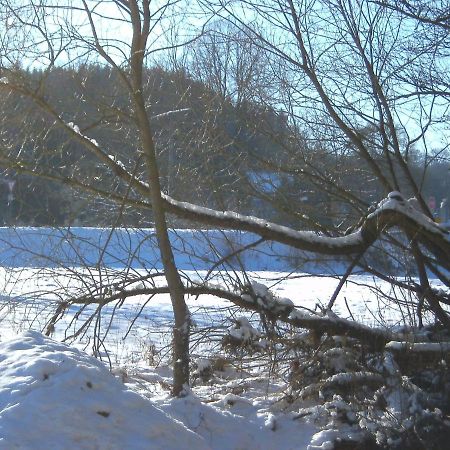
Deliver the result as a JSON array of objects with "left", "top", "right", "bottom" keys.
[{"left": 0, "top": 331, "right": 209, "bottom": 450}]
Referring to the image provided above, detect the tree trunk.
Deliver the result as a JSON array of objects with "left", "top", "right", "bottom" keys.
[{"left": 127, "top": 0, "right": 190, "bottom": 396}]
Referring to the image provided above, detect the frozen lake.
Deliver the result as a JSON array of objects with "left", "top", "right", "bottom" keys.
[{"left": 0, "top": 226, "right": 355, "bottom": 272}]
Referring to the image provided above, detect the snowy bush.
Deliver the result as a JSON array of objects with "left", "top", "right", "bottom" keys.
[
  {"left": 286, "top": 329, "right": 450, "bottom": 449},
  {"left": 220, "top": 316, "right": 271, "bottom": 363}
]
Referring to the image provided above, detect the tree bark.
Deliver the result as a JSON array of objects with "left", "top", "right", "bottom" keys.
[{"left": 127, "top": 0, "right": 190, "bottom": 396}]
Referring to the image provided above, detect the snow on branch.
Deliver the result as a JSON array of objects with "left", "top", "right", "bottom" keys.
[
  {"left": 385, "top": 340, "right": 450, "bottom": 371},
  {"left": 385, "top": 341, "right": 450, "bottom": 354},
  {"left": 151, "top": 108, "right": 191, "bottom": 121},
  {"left": 287, "top": 309, "right": 395, "bottom": 350},
  {"left": 241, "top": 281, "right": 295, "bottom": 316},
  {"left": 298, "top": 371, "right": 385, "bottom": 399},
  {"left": 55, "top": 276, "right": 450, "bottom": 358},
  {"left": 61, "top": 278, "right": 397, "bottom": 349},
  {"left": 161, "top": 191, "right": 450, "bottom": 262}
]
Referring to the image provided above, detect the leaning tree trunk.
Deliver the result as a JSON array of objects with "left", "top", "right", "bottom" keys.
[{"left": 128, "top": 0, "right": 190, "bottom": 396}]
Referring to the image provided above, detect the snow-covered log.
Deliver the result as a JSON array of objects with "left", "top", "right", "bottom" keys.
[
  {"left": 287, "top": 310, "right": 395, "bottom": 350},
  {"left": 385, "top": 340, "right": 450, "bottom": 370},
  {"left": 63, "top": 281, "right": 397, "bottom": 349},
  {"left": 298, "top": 371, "right": 385, "bottom": 399},
  {"left": 160, "top": 192, "right": 450, "bottom": 270}
]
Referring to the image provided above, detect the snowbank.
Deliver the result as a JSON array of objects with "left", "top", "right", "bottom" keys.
[{"left": 0, "top": 331, "right": 209, "bottom": 450}]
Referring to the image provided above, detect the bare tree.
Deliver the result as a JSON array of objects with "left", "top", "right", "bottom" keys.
[
  {"left": 189, "top": 19, "right": 272, "bottom": 108},
  {"left": 0, "top": 0, "right": 200, "bottom": 396},
  {"left": 193, "top": 0, "right": 450, "bottom": 322},
  {"left": 0, "top": 0, "right": 449, "bottom": 400}
]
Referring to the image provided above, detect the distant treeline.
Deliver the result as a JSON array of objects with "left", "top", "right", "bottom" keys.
[{"left": 0, "top": 65, "right": 447, "bottom": 227}]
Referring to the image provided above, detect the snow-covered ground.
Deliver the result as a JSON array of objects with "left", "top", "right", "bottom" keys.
[
  {"left": 0, "top": 268, "right": 446, "bottom": 449},
  {"left": 0, "top": 331, "right": 210, "bottom": 450},
  {"left": 0, "top": 330, "right": 329, "bottom": 450},
  {"left": 1, "top": 268, "right": 440, "bottom": 363},
  {"left": 0, "top": 228, "right": 447, "bottom": 449}
]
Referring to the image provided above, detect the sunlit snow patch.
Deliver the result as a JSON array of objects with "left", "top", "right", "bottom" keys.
[{"left": 0, "top": 331, "right": 209, "bottom": 450}]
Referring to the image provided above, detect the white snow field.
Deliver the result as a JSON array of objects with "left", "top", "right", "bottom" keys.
[{"left": 0, "top": 228, "right": 447, "bottom": 449}]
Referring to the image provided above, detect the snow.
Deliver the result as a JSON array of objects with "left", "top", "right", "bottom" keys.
[
  {"left": 0, "top": 330, "right": 325, "bottom": 450},
  {"left": 67, "top": 122, "right": 81, "bottom": 134},
  {"left": 154, "top": 393, "right": 318, "bottom": 450},
  {"left": 385, "top": 341, "right": 450, "bottom": 352},
  {"left": 387, "top": 191, "right": 404, "bottom": 201},
  {"left": 308, "top": 430, "right": 342, "bottom": 449},
  {"left": 373, "top": 192, "right": 447, "bottom": 237},
  {"left": 228, "top": 317, "right": 261, "bottom": 341},
  {"left": 107, "top": 154, "right": 126, "bottom": 170},
  {"left": 151, "top": 108, "right": 191, "bottom": 121},
  {"left": 195, "top": 358, "right": 212, "bottom": 373},
  {"left": 0, "top": 225, "right": 447, "bottom": 449},
  {"left": 0, "top": 227, "right": 350, "bottom": 273},
  {"left": 241, "top": 281, "right": 296, "bottom": 315},
  {"left": 0, "top": 331, "right": 209, "bottom": 450},
  {"left": 66, "top": 122, "right": 98, "bottom": 147}
]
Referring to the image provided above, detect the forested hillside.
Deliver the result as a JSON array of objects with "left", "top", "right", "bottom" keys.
[
  {"left": 0, "top": 65, "right": 282, "bottom": 226},
  {"left": 1, "top": 65, "right": 447, "bottom": 227}
]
